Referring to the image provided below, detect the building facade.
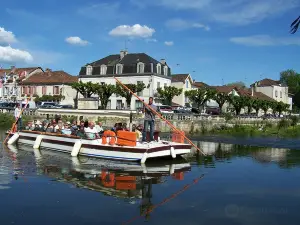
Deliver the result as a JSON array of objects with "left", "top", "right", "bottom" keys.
[
  {"left": 20, "top": 69, "right": 78, "bottom": 105},
  {"left": 171, "top": 74, "right": 194, "bottom": 107},
  {"left": 78, "top": 50, "right": 172, "bottom": 109},
  {"left": 252, "top": 78, "right": 292, "bottom": 109},
  {"left": 0, "top": 67, "right": 43, "bottom": 101}
]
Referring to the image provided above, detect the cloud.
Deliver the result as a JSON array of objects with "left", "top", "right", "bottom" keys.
[
  {"left": 131, "top": 0, "right": 299, "bottom": 25},
  {"left": 0, "top": 27, "right": 17, "bottom": 45},
  {"left": 109, "top": 24, "right": 155, "bottom": 38},
  {"left": 65, "top": 37, "right": 89, "bottom": 46},
  {"left": 164, "top": 41, "right": 174, "bottom": 46},
  {"left": 0, "top": 45, "right": 33, "bottom": 63},
  {"left": 230, "top": 35, "right": 300, "bottom": 46},
  {"left": 165, "top": 18, "right": 210, "bottom": 31}
]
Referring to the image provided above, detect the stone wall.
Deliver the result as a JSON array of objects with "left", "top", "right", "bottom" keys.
[{"left": 78, "top": 98, "right": 99, "bottom": 110}]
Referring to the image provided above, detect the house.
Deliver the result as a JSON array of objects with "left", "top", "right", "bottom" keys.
[
  {"left": 20, "top": 69, "right": 78, "bottom": 105},
  {"left": 0, "top": 66, "right": 43, "bottom": 101},
  {"left": 210, "top": 85, "right": 275, "bottom": 114},
  {"left": 78, "top": 50, "right": 171, "bottom": 109},
  {"left": 251, "top": 78, "right": 292, "bottom": 110},
  {"left": 171, "top": 74, "right": 194, "bottom": 107}
]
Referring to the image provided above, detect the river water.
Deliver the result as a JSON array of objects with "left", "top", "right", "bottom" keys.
[{"left": 1, "top": 130, "right": 300, "bottom": 225}]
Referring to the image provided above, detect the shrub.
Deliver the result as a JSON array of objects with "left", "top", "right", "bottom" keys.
[{"left": 290, "top": 115, "right": 299, "bottom": 127}]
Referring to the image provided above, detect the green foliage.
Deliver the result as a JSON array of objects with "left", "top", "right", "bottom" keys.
[
  {"left": 61, "top": 115, "right": 77, "bottom": 123},
  {"left": 224, "top": 112, "right": 233, "bottom": 122},
  {"left": 252, "top": 99, "right": 261, "bottom": 115},
  {"left": 212, "top": 92, "right": 228, "bottom": 113},
  {"left": 243, "top": 96, "right": 254, "bottom": 114},
  {"left": 95, "top": 83, "right": 116, "bottom": 109},
  {"left": 157, "top": 86, "right": 182, "bottom": 105},
  {"left": 290, "top": 115, "right": 299, "bottom": 127},
  {"left": 116, "top": 82, "right": 146, "bottom": 108},
  {"left": 260, "top": 100, "right": 271, "bottom": 115},
  {"left": 277, "top": 118, "right": 290, "bottom": 130},
  {"left": 71, "top": 81, "right": 98, "bottom": 98},
  {"left": 224, "top": 81, "right": 246, "bottom": 88},
  {"left": 290, "top": 16, "right": 300, "bottom": 34},
  {"left": 185, "top": 87, "right": 211, "bottom": 110},
  {"left": 0, "top": 113, "right": 33, "bottom": 128},
  {"left": 34, "top": 94, "right": 65, "bottom": 102},
  {"left": 279, "top": 69, "right": 300, "bottom": 108},
  {"left": 228, "top": 96, "right": 245, "bottom": 115}
]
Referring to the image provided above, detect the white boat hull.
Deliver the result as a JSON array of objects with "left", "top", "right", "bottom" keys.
[{"left": 9, "top": 131, "right": 191, "bottom": 162}]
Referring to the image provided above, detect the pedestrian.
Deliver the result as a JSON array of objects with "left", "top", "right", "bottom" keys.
[
  {"left": 142, "top": 97, "right": 157, "bottom": 142},
  {"left": 14, "top": 104, "right": 22, "bottom": 131}
]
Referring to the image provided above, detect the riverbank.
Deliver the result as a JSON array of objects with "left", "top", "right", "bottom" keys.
[{"left": 0, "top": 113, "right": 37, "bottom": 129}]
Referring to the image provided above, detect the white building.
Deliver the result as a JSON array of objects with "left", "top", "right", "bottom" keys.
[
  {"left": 78, "top": 50, "right": 172, "bottom": 109},
  {"left": 170, "top": 74, "right": 194, "bottom": 107},
  {"left": 0, "top": 67, "right": 43, "bottom": 101},
  {"left": 20, "top": 69, "right": 78, "bottom": 105},
  {"left": 251, "top": 78, "right": 292, "bottom": 110}
]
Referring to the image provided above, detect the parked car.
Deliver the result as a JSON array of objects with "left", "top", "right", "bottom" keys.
[
  {"left": 37, "top": 102, "right": 58, "bottom": 108},
  {"left": 156, "top": 105, "right": 173, "bottom": 114},
  {"left": 54, "top": 104, "right": 73, "bottom": 109},
  {"left": 206, "top": 107, "right": 220, "bottom": 115}
]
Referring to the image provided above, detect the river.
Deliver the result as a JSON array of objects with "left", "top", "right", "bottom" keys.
[{"left": 1, "top": 130, "right": 300, "bottom": 225}]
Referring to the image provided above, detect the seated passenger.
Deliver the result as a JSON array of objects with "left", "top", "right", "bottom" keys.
[
  {"left": 55, "top": 120, "right": 64, "bottom": 133},
  {"left": 132, "top": 124, "right": 142, "bottom": 141},
  {"left": 122, "top": 123, "right": 129, "bottom": 131},
  {"left": 61, "top": 124, "right": 72, "bottom": 135},
  {"left": 33, "top": 121, "right": 42, "bottom": 131},
  {"left": 25, "top": 121, "right": 34, "bottom": 131},
  {"left": 84, "top": 122, "right": 99, "bottom": 139},
  {"left": 77, "top": 126, "right": 86, "bottom": 138},
  {"left": 95, "top": 122, "right": 104, "bottom": 134}
]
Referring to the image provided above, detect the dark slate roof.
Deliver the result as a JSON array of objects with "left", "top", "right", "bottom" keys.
[
  {"left": 171, "top": 74, "right": 189, "bottom": 83},
  {"left": 88, "top": 53, "right": 161, "bottom": 66},
  {"left": 193, "top": 82, "right": 209, "bottom": 88}
]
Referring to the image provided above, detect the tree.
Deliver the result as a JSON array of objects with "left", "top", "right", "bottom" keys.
[
  {"left": 71, "top": 81, "right": 97, "bottom": 98},
  {"left": 228, "top": 96, "right": 245, "bottom": 115},
  {"left": 225, "top": 81, "right": 246, "bottom": 88},
  {"left": 252, "top": 99, "right": 261, "bottom": 116},
  {"left": 212, "top": 92, "right": 228, "bottom": 113},
  {"left": 95, "top": 83, "right": 116, "bottom": 109},
  {"left": 185, "top": 87, "right": 210, "bottom": 111},
  {"left": 279, "top": 69, "right": 300, "bottom": 95},
  {"left": 115, "top": 83, "right": 146, "bottom": 108},
  {"left": 273, "top": 101, "right": 290, "bottom": 116},
  {"left": 290, "top": 16, "right": 300, "bottom": 34},
  {"left": 243, "top": 96, "right": 254, "bottom": 114},
  {"left": 260, "top": 100, "right": 271, "bottom": 115},
  {"left": 156, "top": 86, "right": 182, "bottom": 105}
]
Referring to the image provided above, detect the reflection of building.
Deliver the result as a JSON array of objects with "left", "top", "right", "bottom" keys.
[
  {"left": 199, "top": 141, "right": 233, "bottom": 155},
  {"left": 252, "top": 148, "right": 288, "bottom": 163}
]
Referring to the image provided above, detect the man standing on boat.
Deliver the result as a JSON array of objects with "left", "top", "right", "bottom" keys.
[
  {"left": 14, "top": 104, "right": 22, "bottom": 131},
  {"left": 142, "top": 97, "right": 157, "bottom": 142}
]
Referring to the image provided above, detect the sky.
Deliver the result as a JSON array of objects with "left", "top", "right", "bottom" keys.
[{"left": 0, "top": 0, "right": 300, "bottom": 86}]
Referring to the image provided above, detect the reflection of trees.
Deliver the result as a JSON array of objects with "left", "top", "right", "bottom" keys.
[{"left": 191, "top": 141, "right": 300, "bottom": 169}]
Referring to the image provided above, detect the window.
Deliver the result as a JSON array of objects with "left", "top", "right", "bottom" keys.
[
  {"left": 28, "top": 86, "right": 31, "bottom": 95},
  {"left": 275, "top": 90, "right": 278, "bottom": 97},
  {"left": 185, "top": 96, "right": 188, "bottom": 103},
  {"left": 137, "top": 62, "right": 144, "bottom": 73},
  {"left": 164, "top": 66, "right": 168, "bottom": 75},
  {"left": 157, "top": 64, "right": 161, "bottom": 74},
  {"left": 135, "top": 100, "right": 143, "bottom": 110},
  {"left": 116, "top": 100, "right": 122, "bottom": 109},
  {"left": 151, "top": 63, "right": 154, "bottom": 73},
  {"left": 186, "top": 80, "right": 189, "bottom": 88},
  {"left": 280, "top": 91, "right": 282, "bottom": 98},
  {"left": 157, "top": 82, "right": 160, "bottom": 89},
  {"left": 53, "top": 86, "right": 60, "bottom": 95},
  {"left": 116, "top": 64, "right": 123, "bottom": 74},
  {"left": 164, "top": 83, "right": 167, "bottom": 88},
  {"left": 100, "top": 65, "right": 107, "bottom": 75},
  {"left": 22, "top": 86, "right": 26, "bottom": 95},
  {"left": 137, "top": 81, "right": 144, "bottom": 96},
  {"left": 86, "top": 65, "right": 93, "bottom": 75},
  {"left": 42, "top": 86, "right": 47, "bottom": 95}
]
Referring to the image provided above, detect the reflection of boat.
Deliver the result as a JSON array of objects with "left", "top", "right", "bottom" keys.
[
  {"left": 7, "top": 130, "right": 191, "bottom": 162},
  {"left": 7, "top": 144, "right": 191, "bottom": 201}
]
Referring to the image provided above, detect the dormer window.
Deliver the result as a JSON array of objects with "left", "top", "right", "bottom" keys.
[
  {"left": 157, "top": 64, "right": 161, "bottom": 74},
  {"left": 137, "top": 62, "right": 144, "bottom": 73},
  {"left": 164, "top": 66, "right": 168, "bottom": 76},
  {"left": 100, "top": 65, "right": 107, "bottom": 75},
  {"left": 116, "top": 64, "right": 123, "bottom": 74},
  {"left": 86, "top": 65, "right": 93, "bottom": 75}
]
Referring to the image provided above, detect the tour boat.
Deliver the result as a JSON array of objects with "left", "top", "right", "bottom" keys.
[{"left": 7, "top": 130, "right": 192, "bottom": 163}]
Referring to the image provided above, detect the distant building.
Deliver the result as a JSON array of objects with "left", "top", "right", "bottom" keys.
[
  {"left": 251, "top": 78, "right": 292, "bottom": 110},
  {"left": 78, "top": 50, "right": 171, "bottom": 109},
  {"left": 20, "top": 69, "right": 78, "bottom": 105},
  {"left": 0, "top": 66, "right": 43, "bottom": 101},
  {"left": 171, "top": 74, "right": 193, "bottom": 107}
]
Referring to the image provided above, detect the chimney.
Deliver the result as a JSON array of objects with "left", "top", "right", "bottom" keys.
[
  {"left": 120, "top": 50, "right": 128, "bottom": 59},
  {"left": 251, "top": 86, "right": 254, "bottom": 96},
  {"left": 11, "top": 65, "right": 16, "bottom": 72},
  {"left": 160, "top": 59, "right": 166, "bottom": 65},
  {"left": 193, "top": 79, "right": 195, "bottom": 83}
]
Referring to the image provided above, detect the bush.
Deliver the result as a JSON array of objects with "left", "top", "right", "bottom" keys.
[
  {"left": 224, "top": 113, "right": 233, "bottom": 123},
  {"left": 277, "top": 118, "right": 290, "bottom": 130},
  {"left": 290, "top": 115, "right": 299, "bottom": 127}
]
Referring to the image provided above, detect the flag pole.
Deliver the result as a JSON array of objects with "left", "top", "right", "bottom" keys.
[
  {"left": 113, "top": 77, "right": 206, "bottom": 156},
  {"left": 4, "top": 98, "right": 29, "bottom": 144}
]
